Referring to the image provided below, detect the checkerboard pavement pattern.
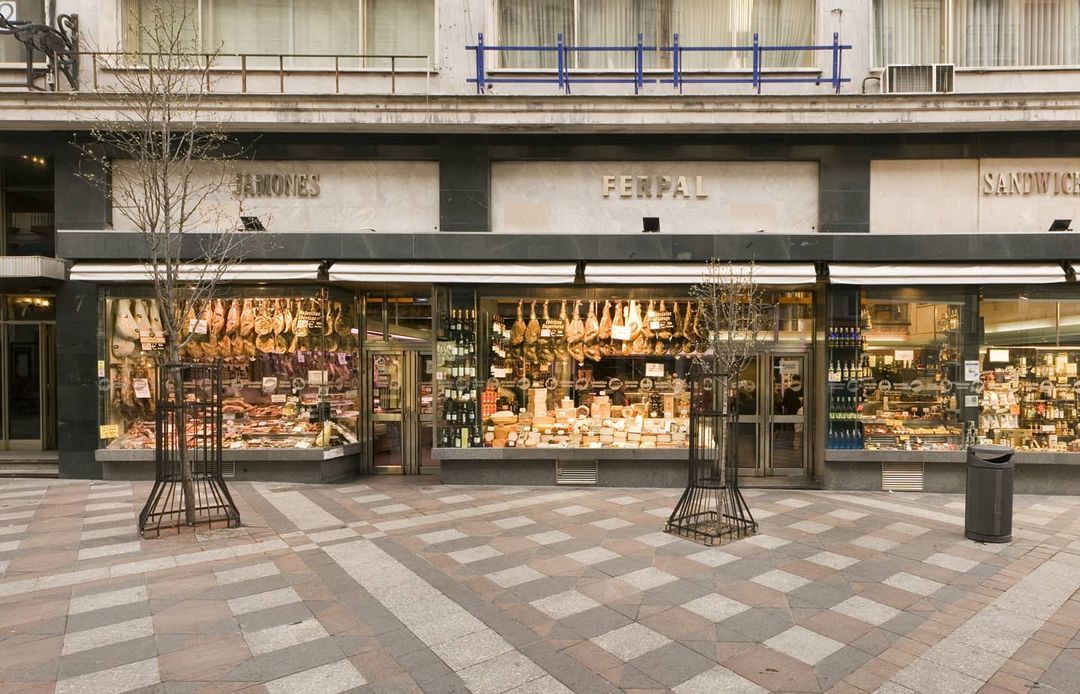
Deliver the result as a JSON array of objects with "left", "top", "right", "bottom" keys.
[{"left": 2, "top": 477, "right": 1080, "bottom": 693}]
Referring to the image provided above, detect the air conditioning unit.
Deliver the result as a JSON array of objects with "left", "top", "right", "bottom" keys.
[{"left": 883, "top": 64, "right": 954, "bottom": 94}]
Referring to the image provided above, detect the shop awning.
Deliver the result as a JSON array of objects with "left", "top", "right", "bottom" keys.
[
  {"left": 584, "top": 263, "right": 818, "bottom": 285},
  {"left": 68, "top": 262, "right": 322, "bottom": 282},
  {"left": 329, "top": 262, "right": 578, "bottom": 284},
  {"left": 828, "top": 263, "right": 1068, "bottom": 285}
]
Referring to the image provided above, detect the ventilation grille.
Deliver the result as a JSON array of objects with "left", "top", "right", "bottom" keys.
[
  {"left": 193, "top": 459, "right": 236, "bottom": 479},
  {"left": 556, "top": 460, "right": 598, "bottom": 485},
  {"left": 884, "top": 64, "right": 954, "bottom": 93},
  {"left": 882, "top": 461, "right": 924, "bottom": 491}
]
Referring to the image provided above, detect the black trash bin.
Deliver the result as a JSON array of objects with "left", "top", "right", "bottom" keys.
[{"left": 964, "top": 444, "right": 1015, "bottom": 543}]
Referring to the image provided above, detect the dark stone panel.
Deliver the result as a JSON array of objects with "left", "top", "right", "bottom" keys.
[
  {"left": 819, "top": 157, "right": 870, "bottom": 234},
  {"left": 440, "top": 143, "right": 490, "bottom": 232},
  {"left": 56, "top": 230, "right": 1080, "bottom": 264},
  {"left": 440, "top": 458, "right": 556, "bottom": 485},
  {"left": 599, "top": 459, "right": 684, "bottom": 487},
  {"left": 54, "top": 148, "right": 108, "bottom": 233},
  {"left": 56, "top": 281, "right": 101, "bottom": 479}
]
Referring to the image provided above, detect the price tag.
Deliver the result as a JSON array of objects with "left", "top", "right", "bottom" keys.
[
  {"left": 230, "top": 441, "right": 244, "bottom": 449},
  {"left": 965, "top": 395, "right": 979, "bottom": 408},
  {"left": 194, "top": 319, "right": 208, "bottom": 335},
  {"left": 492, "top": 367, "right": 508, "bottom": 378},
  {"left": 133, "top": 378, "right": 151, "bottom": 399},
  {"left": 297, "top": 351, "right": 305, "bottom": 363},
  {"left": 271, "top": 394, "right": 287, "bottom": 403},
  {"left": 262, "top": 376, "right": 278, "bottom": 394},
  {"left": 98, "top": 424, "right": 119, "bottom": 439},
  {"left": 308, "top": 370, "right": 326, "bottom": 385},
  {"left": 337, "top": 352, "right": 348, "bottom": 365},
  {"left": 645, "top": 363, "right": 665, "bottom": 378},
  {"left": 611, "top": 325, "right": 631, "bottom": 341},
  {"left": 97, "top": 360, "right": 106, "bottom": 378},
  {"left": 649, "top": 321, "right": 660, "bottom": 330},
  {"left": 296, "top": 319, "right": 308, "bottom": 329},
  {"left": 540, "top": 328, "right": 551, "bottom": 337},
  {"left": 964, "top": 361, "right": 981, "bottom": 382},
  {"left": 295, "top": 440, "right": 311, "bottom": 449}
]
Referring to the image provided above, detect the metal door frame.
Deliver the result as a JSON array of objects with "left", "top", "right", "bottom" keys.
[
  {"left": 363, "top": 345, "right": 433, "bottom": 475},
  {"left": 762, "top": 350, "right": 810, "bottom": 477},
  {"left": 737, "top": 348, "right": 812, "bottom": 477}
]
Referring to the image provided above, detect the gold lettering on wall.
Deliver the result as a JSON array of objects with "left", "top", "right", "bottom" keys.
[
  {"left": 234, "top": 173, "right": 322, "bottom": 198},
  {"left": 982, "top": 171, "right": 1080, "bottom": 196},
  {"left": 601, "top": 174, "right": 708, "bottom": 199}
]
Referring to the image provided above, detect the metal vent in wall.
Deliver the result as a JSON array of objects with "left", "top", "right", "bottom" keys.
[
  {"left": 881, "top": 461, "right": 924, "bottom": 492},
  {"left": 556, "top": 460, "right": 598, "bottom": 485},
  {"left": 193, "top": 459, "right": 236, "bottom": 479}
]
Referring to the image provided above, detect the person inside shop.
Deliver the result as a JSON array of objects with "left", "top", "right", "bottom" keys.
[{"left": 777, "top": 375, "right": 804, "bottom": 415}]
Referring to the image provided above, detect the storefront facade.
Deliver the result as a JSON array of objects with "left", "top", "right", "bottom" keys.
[{"left": 40, "top": 132, "right": 1080, "bottom": 493}]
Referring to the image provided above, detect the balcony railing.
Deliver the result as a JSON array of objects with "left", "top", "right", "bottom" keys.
[
  {"left": 80, "top": 51, "right": 433, "bottom": 95},
  {"left": 467, "top": 33, "right": 851, "bottom": 95}
]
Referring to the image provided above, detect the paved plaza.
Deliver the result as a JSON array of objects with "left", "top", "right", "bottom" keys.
[{"left": 1, "top": 478, "right": 1079, "bottom": 694}]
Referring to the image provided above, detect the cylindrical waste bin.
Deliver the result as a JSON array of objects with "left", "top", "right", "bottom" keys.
[{"left": 964, "top": 444, "right": 1015, "bottom": 543}]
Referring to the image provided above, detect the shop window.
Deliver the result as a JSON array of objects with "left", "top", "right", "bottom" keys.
[
  {"left": 978, "top": 292, "right": 1080, "bottom": 451},
  {"left": 0, "top": 1, "right": 45, "bottom": 63},
  {"left": 434, "top": 288, "right": 813, "bottom": 450},
  {"left": 122, "top": 0, "right": 434, "bottom": 68},
  {"left": 365, "top": 291, "right": 433, "bottom": 342},
  {"left": 827, "top": 288, "right": 965, "bottom": 451},
  {"left": 1, "top": 155, "right": 54, "bottom": 258},
  {"left": 99, "top": 288, "right": 360, "bottom": 452},
  {"left": 874, "top": 0, "right": 1080, "bottom": 68},
  {"left": 496, "top": 0, "right": 815, "bottom": 69}
]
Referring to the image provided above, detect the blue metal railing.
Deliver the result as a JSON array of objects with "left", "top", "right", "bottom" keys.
[{"left": 466, "top": 32, "right": 851, "bottom": 95}]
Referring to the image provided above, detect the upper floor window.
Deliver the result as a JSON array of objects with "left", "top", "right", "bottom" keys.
[
  {"left": 496, "top": 0, "right": 816, "bottom": 70},
  {"left": 0, "top": 1, "right": 45, "bottom": 63},
  {"left": 874, "top": 0, "right": 1080, "bottom": 67},
  {"left": 123, "top": 0, "right": 434, "bottom": 68}
]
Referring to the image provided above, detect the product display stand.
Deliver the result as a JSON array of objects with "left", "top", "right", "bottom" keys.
[
  {"left": 138, "top": 361, "right": 240, "bottom": 537},
  {"left": 665, "top": 369, "right": 757, "bottom": 546}
]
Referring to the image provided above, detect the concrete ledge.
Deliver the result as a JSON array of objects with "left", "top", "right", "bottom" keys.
[
  {"left": 825, "top": 450, "right": 1080, "bottom": 466},
  {"left": 824, "top": 459, "right": 1080, "bottom": 494},
  {"left": 439, "top": 456, "right": 688, "bottom": 488},
  {"left": 97, "top": 444, "right": 362, "bottom": 483},
  {"left": 433, "top": 447, "right": 688, "bottom": 461}
]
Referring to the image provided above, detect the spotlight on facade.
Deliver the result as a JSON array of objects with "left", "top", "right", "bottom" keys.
[
  {"left": 1049, "top": 219, "right": 1072, "bottom": 231},
  {"left": 642, "top": 216, "right": 659, "bottom": 233}
]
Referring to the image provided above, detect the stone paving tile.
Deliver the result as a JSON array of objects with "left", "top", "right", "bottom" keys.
[{"left": 3, "top": 479, "right": 1080, "bottom": 693}]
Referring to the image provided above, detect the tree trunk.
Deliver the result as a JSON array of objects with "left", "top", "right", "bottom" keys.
[{"left": 168, "top": 343, "right": 197, "bottom": 525}]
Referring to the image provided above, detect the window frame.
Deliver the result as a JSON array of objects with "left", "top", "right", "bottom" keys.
[
  {"left": 120, "top": 0, "right": 438, "bottom": 71},
  {"left": 488, "top": 0, "right": 821, "bottom": 73},
  {"left": 871, "top": 0, "right": 1080, "bottom": 71}
]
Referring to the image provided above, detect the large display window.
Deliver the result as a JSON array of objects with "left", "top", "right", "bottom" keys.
[
  {"left": 99, "top": 286, "right": 360, "bottom": 452},
  {"left": 828, "top": 288, "right": 965, "bottom": 451},
  {"left": 435, "top": 287, "right": 814, "bottom": 451},
  {"left": 978, "top": 290, "right": 1080, "bottom": 451}
]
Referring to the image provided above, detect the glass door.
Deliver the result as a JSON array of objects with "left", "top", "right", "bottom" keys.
[
  {"left": 366, "top": 348, "right": 434, "bottom": 474},
  {"left": 735, "top": 358, "right": 761, "bottom": 477},
  {"left": 765, "top": 353, "right": 809, "bottom": 476}
]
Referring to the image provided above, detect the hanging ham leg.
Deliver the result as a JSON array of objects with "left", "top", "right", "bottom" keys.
[
  {"left": 611, "top": 300, "right": 625, "bottom": 356},
  {"left": 598, "top": 300, "right": 613, "bottom": 356},
  {"left": 681, "top": 301, "right": 695, "bottom": 354},
  {"left": 568, "top": 300, "right": 586, "bottom": 364},
  {"left": 628, "top": 300, "right": 646, "bottom": 355},
  {"left": 539, "top": 300, "right": 555, "bottom": 364},
  {"left": 583, "top": 300, "right": 600, "bottom": 362},
  {"left": 554, "top": 300, "right": 569, "bottom": 361},
  {"left": 524, "top": 300, "right": 540, "bottom": 363},
  {"left": 510, "top": 300, "right": 526, "bottom": 347},
  {"left": 239, "top": 298, "right": 255, "bottom": 337},
  {"left": 669, "top": 301, "right": 684, "bottom": 355}
]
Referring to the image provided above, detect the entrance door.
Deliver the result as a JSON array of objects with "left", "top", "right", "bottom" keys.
[
  {"left": 367, "top": 349, "right": 434, "bottom": 474},
  {"left": 1, "top": 321, "right": 56, "bottom": 450},
  {"left": 735, "top": 351, "right": 810, "bottom": 477}
]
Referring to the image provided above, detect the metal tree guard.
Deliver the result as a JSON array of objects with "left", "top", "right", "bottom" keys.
[
  {"left": 666, "top": 368, "right": 757, "bottom": 545},
  {"left": 139, "top": 361, "right": 240, "bottom": 537}
]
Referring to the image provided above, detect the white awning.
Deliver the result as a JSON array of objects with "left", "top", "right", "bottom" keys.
[
  {"left": 585, "top": 263, "right": 818, "bottom": 285},
  {"left": 329, "top": 262, "right": 578, "bottom": 284},
  {"left": 829, "top": 263, "right": 1067, "bottom": 285},
  {"left": 68, "top": 262, "right": 321, "bottom": 282}
]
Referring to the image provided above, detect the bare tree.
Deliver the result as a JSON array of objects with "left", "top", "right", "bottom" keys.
[
  {"left": 667, "top": 260, "right": 767, "bottom": 544},
  {"left": 691, "top": 259, "right": 768, "bottom": 433},
  {"left": 74, "top": 0, "right": 255, "bottom": 526}
]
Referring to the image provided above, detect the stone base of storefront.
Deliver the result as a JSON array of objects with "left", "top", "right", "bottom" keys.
[
  {"left": 824, "top": 451, "right": 1080, "bottom": 494},
  {"left": 436, "top": 448, "right": 689, "bottom": 487},
  {"left": 96, "top": 444, "right": 363, "bottom": 484}
]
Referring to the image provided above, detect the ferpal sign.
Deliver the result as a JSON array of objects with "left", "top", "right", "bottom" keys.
[{"left": 601, "top": 174, "right": 708, "bottom": 199}]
